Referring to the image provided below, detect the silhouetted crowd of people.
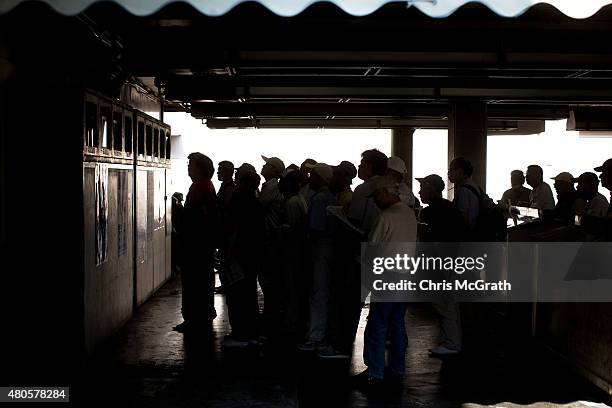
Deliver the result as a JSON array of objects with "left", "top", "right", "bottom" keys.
[{"left": 169, "top": 150, "right": 612, "bottom": 391}]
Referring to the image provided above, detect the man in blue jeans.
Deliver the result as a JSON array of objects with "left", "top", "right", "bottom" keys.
[{"left": 357, "top": 176, "right": 417, "bottom": 390}]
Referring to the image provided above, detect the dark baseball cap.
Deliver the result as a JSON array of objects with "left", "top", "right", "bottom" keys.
[
  {"left": 594, "top": 158, "right": 612, "bottom": 172},
  {"left": 576, "top": 172, "right": 599, "bottom": 184},
  {"left": 416, "top": 174, "right": 445, "bottom": 192}
]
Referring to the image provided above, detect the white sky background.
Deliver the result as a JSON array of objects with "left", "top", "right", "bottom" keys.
[
  {"left": 166, "top": 112, "right": 391, "bottom": 196},
  {"left": 486, "top": 120, "right": 612, "bottom": 202},
  {"left": 166, "top": 112, "right": 612, "bottom": 204}
]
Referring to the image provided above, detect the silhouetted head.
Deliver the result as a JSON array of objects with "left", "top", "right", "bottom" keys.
[
  {"left": 510, "top": 170, "right": 525, "bottom": 188},
  {"left": 576, "top": 172, "right": 600, "bottom": 200},
  {"left": 172, "top": 192, "right": 184, "bottom": 205},
  {"left": 330, "top": 161, "right": 357, "bottom": 194},
  {"left": 358, "top": 149, "right": 387, "bottom": 181},
  {"left": 448, "top": 157, "right": 473, "bottom": 185},
  {"left": 526, "top": 165, "right": 544, "bottom": 188},
  {"left": 300, "top": 159, "right": 317, "bottom": 186},
  {"left": 217, "top": 161, "right": 234, "bottom": 183},
  {"left": 417, "top": 174, "right": 445, "bottom": 205},
  {"left": 279, "top": 169, "right": 301, "bottom": 197},
  {"left": 595, "top": 158, "right": 612, "bottom": 191},
  {"left": 187, "top": 152, "right": 214, "bottom": 182},
  {"left": 237, "top": 171, "right": 261, "bottom": 195},
  {"left": 386, "top": 156, "right": 407, "bottom": 183},
  {"left": 372, "top": 176, "right": 401, "bottom": 210},
  {"left": 551, "top": 172, "right": 575, "bottom": 196},
  {"left": 235, "top": 163, "right": 256, "bottom": 183},
  {"left": 307, "top": 163, "right": 333, "bottom": 191},
  {"left": 261, "top": 156, "right": 285, "bottom": 180}
]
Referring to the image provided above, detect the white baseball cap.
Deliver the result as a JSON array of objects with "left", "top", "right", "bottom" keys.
[
  {"left": 387, "top": 156, "right": 407, "bottom": 174},
  {"left": 551, "top": 172, "right": 574, "bottom": 183},
  {"left": 306, "top": 162, "right": 333, "bottom": 183},
  {"left": 261, "top": 155, "right": 285, "bottom": 174}
]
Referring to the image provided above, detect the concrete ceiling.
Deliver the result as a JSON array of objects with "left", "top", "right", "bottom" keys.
[{"left": 4, "top": 1, "right": 612, "bottom": 128}]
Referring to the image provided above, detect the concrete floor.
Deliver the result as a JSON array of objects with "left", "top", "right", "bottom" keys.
[{"left": 76, "top": 277, "right": 612, "bottom": 408}]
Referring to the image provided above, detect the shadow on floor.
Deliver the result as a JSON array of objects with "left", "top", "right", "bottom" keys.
[{"left": 74, "top": 277, "right": 612, "bottom": 408}]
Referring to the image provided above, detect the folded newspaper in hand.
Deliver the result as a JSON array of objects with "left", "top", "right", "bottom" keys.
[{"left": 326, "top": 205, "right": 365, "bottom": 236}]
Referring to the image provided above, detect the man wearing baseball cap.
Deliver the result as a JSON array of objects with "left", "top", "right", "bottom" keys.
[
  {"left": 594, "top": 158, "right": 612, "bottom": 216},
  {"left": 235, "top": 163, "right": 257, "bottom": 184},
  {"left": 298, "top": 162, "right": 337, "bottom": 351},
  {"left": 299, "top": 158, "right": 317, "bottom": 203},
  {"left": 550, "top": 172, "right": 581, "bottom": 225},
  {"left": 386, "top": 156, "right": 418, "bottom": 208},
  {"left": 330, "top": 160, "right": 357, "bottom": 212},
  {"left": 259, "top": 155, "right": 286, "bottom": 337},
  {"left": 417, "top": 175, "right": 468, "bottom": 242},
  {"left": 417, "top": 174, "right": 468, "bottom": 357},
  {"left": 357, "top": 175, "right": 417, "bottom": 389},
  {"left": 174, "top": 152, "right": 218, "bottom": 333}
]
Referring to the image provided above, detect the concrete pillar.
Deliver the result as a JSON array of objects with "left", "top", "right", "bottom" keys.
[
  {"left": 448, "top": 101, "right": 487, "bottom": 198},
  {"left": 0, "top": 35, "right": 13, "bottom": 247},
  {"left": 391, "top": 127, "right": 414, "bottom": 186}
]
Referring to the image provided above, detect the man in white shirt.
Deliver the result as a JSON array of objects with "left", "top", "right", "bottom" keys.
[
  {"left": 526, "top": 165, "right": 555, "bottom": 210},
  {"left": 358, "top": 177, "right": 417, "bottom": 389}
]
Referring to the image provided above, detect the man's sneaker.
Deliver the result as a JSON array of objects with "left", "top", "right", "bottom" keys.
[
  {"left": 317, "top": 345, "right": 351, "bottom": 359},
  {"left": 296, "top": 341, "right": 320, "bottom": 352},
  {"left": 366, "top": 377, "right": 385, "bottom": 391},
  {"left": 172, "top": 322, "right": 189, "bottom": 333},
  {"left": 429, "top": 345, "right": 460, "bottom": 357},
  {"left": 350, "top": 369, "right": 370, "bottom": 388},
  {"left": 353, "top": 372, "right": 384, "bottom": 394},
  {"left": 384, "top": 368, "right": 404, "bottom": 390}
]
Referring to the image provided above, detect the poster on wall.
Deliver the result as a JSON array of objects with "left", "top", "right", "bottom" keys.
[
  {"left": 95, "top": 163, "right": 109, "bottom": 265},
  {"left": 117, "top": 171, "right": 128, "bottom": 258},
  {"left": 156, "top": 172, "right": 164, "bottom": 231},
  {"left": 147, "top": 172, "right": 155, "bottom": 239},
  {"left": 137, "top": 171, "right": 147, "bottom": 265}
]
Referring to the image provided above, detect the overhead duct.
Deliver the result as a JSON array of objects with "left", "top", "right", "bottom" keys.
[
  {"left": 567, "top": 107, "right": 612, "bottom": 131},
  {"left": 488, "top": 120, "right": 545, "bottom": 135}
]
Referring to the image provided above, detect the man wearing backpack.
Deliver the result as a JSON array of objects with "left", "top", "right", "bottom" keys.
[
  {"left": 431, "top": 157, "right": 502, "bottom": 357},
  {"left": 448, "top": 157, "right": 481, "bottom": 232},
  {"left": 422, "top": 157, "right": 483, "bottom": 357},
  {"left": 449, "top": 157, "right": 507, "bottom": 242}
]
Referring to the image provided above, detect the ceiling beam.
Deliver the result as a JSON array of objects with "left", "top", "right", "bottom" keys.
[
  {"left": 189, "top": 102, "right": 570, "bottom": 120},
  {"left": 165, "top": 76, "right": 612, "bottom": 103},
  {"left": 204, "top": 118, "right": 544, "bottom": 130}
]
